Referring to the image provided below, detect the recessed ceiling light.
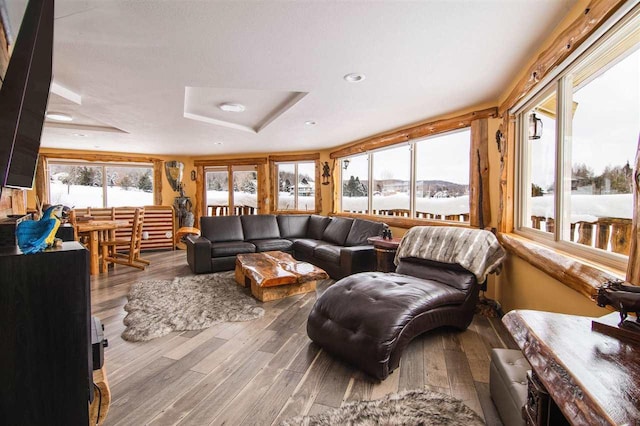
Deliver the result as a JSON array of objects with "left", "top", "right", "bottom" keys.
[
  {"left": 305, "top": 120, "right": 316, "bottom": 126},
  {"left": 72, "top": 133, "right": 87, "bottom": 137},
  {"left": 218, "top": 102, "right": 245, "bottom": 113},
  {"left": 213, "top": 142, "right": 223, "bottom": 145},
  {"left": 46, "top": 111, "right": 73, "bottom": 122},
  {"left": 343, "top": 73, "right": 365, "bottom": 83}
]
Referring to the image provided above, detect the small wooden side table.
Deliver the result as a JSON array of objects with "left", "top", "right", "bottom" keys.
[
  {"left": 175, "top": 226, "right": 201, "bottom": 250},
  {"left": 367, "top": 236, "right": 402, "bottom": 272}
]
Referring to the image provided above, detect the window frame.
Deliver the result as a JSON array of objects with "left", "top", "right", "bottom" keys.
[
  {"left": 338, "top": 128, "right": 472, "bottom": 223},
  {"left": 46, "top": 159, "right": 155, "bottom": 208},
  {"left": 203, "top": 164, "right": 260, "bottom": 215},
  {"left": 513, "top": 9, "right": 639, "bottom": 271},
  {"left": 269, "top": 154, "right": 321, "bottom": 214}
]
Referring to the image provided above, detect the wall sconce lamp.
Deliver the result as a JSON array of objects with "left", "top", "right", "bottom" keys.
[
  {"left": 322, "top": 161, "right": 330, "bottom": 185},
  {"left": 528, "top": 112, "right": 543, "bottom": 140},
  {"left": 343, "top": 159, "right": 350, "bottom": 169}
]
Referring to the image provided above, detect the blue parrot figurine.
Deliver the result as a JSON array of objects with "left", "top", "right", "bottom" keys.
[{"left": 16, "top": 205, "right": 64, "bottom": 254}]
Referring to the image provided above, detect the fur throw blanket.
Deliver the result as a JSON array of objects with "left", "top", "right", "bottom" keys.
[{"left": 394, "top": 226, "right": 506, "bottom": 283}]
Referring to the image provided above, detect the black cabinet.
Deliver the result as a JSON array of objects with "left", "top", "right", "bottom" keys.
[{"left": 0, "top": 242, "right": 91, "bottom": 425}]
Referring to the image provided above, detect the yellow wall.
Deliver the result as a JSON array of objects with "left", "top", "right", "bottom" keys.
[{"left": 496, "top": 255, "right": 609, "bottom": 316}]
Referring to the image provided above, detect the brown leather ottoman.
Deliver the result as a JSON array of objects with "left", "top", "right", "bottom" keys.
[{"left": 306, "top": 259, "right": 479, "bottom": 380}]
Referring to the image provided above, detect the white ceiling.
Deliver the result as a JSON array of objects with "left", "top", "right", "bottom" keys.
[{"left": 6, "top": 0, "right": 577, "bottom": 156}]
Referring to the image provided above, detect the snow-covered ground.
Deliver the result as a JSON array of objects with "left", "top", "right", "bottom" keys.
[
  {"left": 529, "top": 194, "right": 632, "bottom": 222},
  {"left": 344, "top": 193, "right": 469, "bottom": 217},
  {"left": 50, "top": 182, "right": 632, "bottom": 223},
  {"left": 49, "top": 181, "right": 153, "bottom": 208},
  {"left": 206, "top": 191, "right": 315, "bottom": 211}
]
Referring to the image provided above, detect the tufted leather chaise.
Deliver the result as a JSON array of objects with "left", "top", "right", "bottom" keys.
[{"left": 306, "top": 257, "right": 480, "bottom": 380}]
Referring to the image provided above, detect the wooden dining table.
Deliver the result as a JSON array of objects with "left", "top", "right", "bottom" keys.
[{"left": 75, "top": 220, "right": 129, "bottom": 275}]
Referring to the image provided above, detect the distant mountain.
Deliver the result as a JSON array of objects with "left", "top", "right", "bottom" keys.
[{"left": 416, "top": 180, "right": 468, "bottom": 197}]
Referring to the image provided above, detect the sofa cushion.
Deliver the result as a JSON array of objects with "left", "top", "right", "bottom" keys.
[
  {"left": 396, "top": 258, "right": 477, "bottom": 292},
  {"left": 308, "top": 215, "right": 331, "bottom": 240},
  {"left": 277, "top": 215, "right": 310, "bottom": 238},
  {"left": 345, "top": 218, "right": 385, "bottom": 246},
  {"left": 314, "top": 244, "right": 341, "bottom": 264},
  {"left": 211, "top": 241, "right": 256, "bottom": 257},
  {"left": 241, "top": 215, "right": 280, "bottom": 240},
  {"left": 250, "top": 238, "right": 293, "bottom": 252},
  {"left": 292, "top": 239, "right": 324, "bottom": 257},
  {"left": 201, "top": 216, "right": 244, "bottom": 242},
  {"left": 322, "top": 217, "right": 354, "bottom": 245}
]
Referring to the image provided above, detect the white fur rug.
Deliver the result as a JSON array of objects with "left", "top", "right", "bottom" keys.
[
  {"left": 122, "top": 271, "right": 264, "bottom": 342},
  {"left": 280, "top": 389, "right": 485, "bottom": 425}
]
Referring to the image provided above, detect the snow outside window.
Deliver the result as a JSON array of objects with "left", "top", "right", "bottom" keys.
[
  {"left": 516, "top": 20, "right": 638, "bottom": 267},
  {"left": 48, "top": 162, "right": 153, "bottom": 208}
]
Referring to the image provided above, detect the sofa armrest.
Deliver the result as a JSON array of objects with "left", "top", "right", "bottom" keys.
[
  {"left": 340, "top": 245, "right": 376, "bottom": 275},
  {"left": 186, "top": 235, "right": 212, "bottom": 274}
]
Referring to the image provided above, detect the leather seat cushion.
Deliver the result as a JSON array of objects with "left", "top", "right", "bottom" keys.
[
  {"left": 292, "top": 239, "right": 323, "bottom": 257},
  {"left": 277, "top": 215, "right": 310, "bottom": 238},
  {"left": 200, "top": 216, "right": 244, "bottom": 242},
  {"left": 345, "top": 218, "right": 384, "bottom": 246},
  {"left": 211, "top": 241, "right": 256, "bottom": 257},
  {"left": 322, "top": 217, "right": 354, "bottom": 245},
  {"left": 308, "top": 215, "right": 331, "bottom": 240},
  {"left": 396, "top": 258, "right": 476, "bottom": 292},
  {"left": 313, "top": 244, "right": 341, "bottom": 263},
  {"left": 241, "top": 215, "right": 280, "bottom": 240},
  {"left": 250, "top": 238, "right": 293, "bottom": 252}
]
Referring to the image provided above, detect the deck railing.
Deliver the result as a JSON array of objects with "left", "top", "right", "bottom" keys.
[
  {"left": 531, "top": 216, "right": 631, "bottom": 255},
  {"left": 206, "top": 205, "right": 256, "bottom": 216}
]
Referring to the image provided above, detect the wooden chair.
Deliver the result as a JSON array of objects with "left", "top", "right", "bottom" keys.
[{"left": 100, "top": 208, "right": 150, "bottom": 271}]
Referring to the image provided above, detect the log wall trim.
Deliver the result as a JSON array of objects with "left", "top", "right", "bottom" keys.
[
  {"left": 499, "top": 233, "right": 622, "bottom": 300},
  {"left": 193, "top": 157, "right": 267, "bottom": 167},
  {"left": 153, "top": 160, "right": 163, "bottom": 206},
  {"left": 40, "top": 152, "right": 161, "bottom": 163},
  {"left": 498, "top": 0, "right": 628, "bottom": 116},
  {"left": 626, "top": 136, "right": 639, "bottom": 284},
  {"left": 470, "top": 118, "right": 491, "bottom": 228},
  {"left": 329, "top": 107, "right": 497, "bottom": 159}
]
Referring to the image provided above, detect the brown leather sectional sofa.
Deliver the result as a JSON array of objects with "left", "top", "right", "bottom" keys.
[{"left": 186, "top": 214, "right": 385, "bottom": 279}]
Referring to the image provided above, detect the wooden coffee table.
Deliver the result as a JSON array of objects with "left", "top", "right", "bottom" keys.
[{"left": 235, "top": 251, "right": 328, "bottom": 302}]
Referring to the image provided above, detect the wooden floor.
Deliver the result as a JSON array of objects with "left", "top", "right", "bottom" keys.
[{"left": 91, "top": 250, "right": 518, "bottom": 426}]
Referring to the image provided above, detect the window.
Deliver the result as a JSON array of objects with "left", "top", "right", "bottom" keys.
[
  {"left": 372, "top": 145, "right": 410, "bottom": 216},
  {"left": 516, "top": 15, "right": 638, "bottom": 266},
  {"left": 340, "top": 129, "right": 471, "bottom": 221},
  {"left": 275, "top": 161, "right": 316, "bottom": 211},
  {"left": 205, "top": 167, "right": 230, "bottom": 215},
  {"left": 415, "top": 130, "right": 470, "bottom": 221},
  {"left": 48, "top": 161, "right": 153, "bottom": 208},
  {"left": 341, "top": 154, "right": 369, "bottom": 213},
  {"left": 205, "top": 165, "right": 258, "bottom": 215}
]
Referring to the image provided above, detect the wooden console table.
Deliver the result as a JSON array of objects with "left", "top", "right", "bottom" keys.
[{"left": 503, "top": 310, "right": 640, "bottom": 425}]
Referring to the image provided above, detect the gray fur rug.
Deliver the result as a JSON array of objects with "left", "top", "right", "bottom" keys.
[
  {"left": 280, "top": 389, "right": 485, "bottom": 425},
  {"left": 122, "top": 271, "right": 264, "bottom": 342}
]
